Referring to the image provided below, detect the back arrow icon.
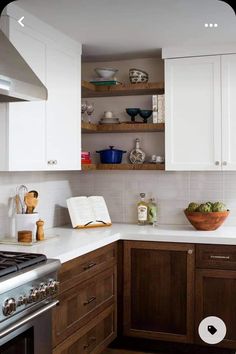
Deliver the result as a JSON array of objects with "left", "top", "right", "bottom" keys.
[{"left": 18, "top": 16, "right": 24, "bottom": 27}]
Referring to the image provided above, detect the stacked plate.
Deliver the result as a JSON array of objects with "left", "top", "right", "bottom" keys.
[{"left": 99, "top": 117, "right": 120, "bottom": 124}]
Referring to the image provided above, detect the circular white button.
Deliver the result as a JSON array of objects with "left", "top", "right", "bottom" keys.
[{"left": 198, "top": 316, "right": 226, "bottom": 344}]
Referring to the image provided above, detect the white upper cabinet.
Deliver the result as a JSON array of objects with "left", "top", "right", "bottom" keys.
[
  {"left": 165, "top": 54, "right": 236, "bottom": 171},
  {"left": 165, "top": 56, "right": 222, "bottom": 171},
  {"left": 0, "top": 6, "right": 81, "bottom": 171},
  {"left": 46, "top": 47, "right": 80, "bottom": 170},
  {"left": 7, "top": 19, "right": 47, "bottom": 171},
  {"left": 221, "top": 54, "right": 236, "bottom": 171}
]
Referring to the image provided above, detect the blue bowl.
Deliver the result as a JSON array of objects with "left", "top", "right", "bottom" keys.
[
  {"left": 126, "top": 108, "right": 140, "bottom": 122},
  {"left": 139, "top": 109, "right": 153, "bottom": 123}
]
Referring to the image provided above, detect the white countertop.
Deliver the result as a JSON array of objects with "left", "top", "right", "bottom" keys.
[{"left": 1, "top": 223, "right": 236, "bottom": 263}]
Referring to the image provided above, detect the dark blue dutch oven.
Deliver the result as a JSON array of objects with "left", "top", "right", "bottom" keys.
[{"left": 96, "top": 146, "right": 126, "bottom": 164}]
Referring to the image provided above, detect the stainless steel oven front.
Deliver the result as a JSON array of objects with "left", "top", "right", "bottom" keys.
[{"left": 0, "top": 300, "right": 58, "bottom": 354}]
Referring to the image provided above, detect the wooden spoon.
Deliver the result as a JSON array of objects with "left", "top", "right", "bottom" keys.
[{"left": 24, "top": 192, "right": 38, "bottom": 214}]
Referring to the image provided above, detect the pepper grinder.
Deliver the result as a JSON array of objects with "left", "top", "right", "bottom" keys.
[{"left": 36, "top": 219, "right": 45, "bottom": 241}]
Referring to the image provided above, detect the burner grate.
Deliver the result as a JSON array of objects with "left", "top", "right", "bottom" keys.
[{"left": 0, "top": 251, "right": 47, "bottom": 277}]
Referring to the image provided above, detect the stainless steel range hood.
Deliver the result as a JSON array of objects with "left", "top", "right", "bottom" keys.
[{"left": 0, "top": 29, "right": 47, "bottom": 102}]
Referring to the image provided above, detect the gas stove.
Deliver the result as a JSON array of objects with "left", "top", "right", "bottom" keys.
[{"left": 0, "top": 250, "right": 60, "bottom": 328}]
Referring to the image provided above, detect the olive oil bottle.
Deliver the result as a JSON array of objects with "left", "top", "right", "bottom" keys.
[
  {"left": 137, "top": 193, "right": 148, "bottom": 225},
  {"left": 148, "top": 198, "right": 157, "bottom": 225}
]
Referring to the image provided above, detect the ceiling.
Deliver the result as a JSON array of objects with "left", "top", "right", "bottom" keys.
[{"left": 17, "top": 0, "right": 236, "bottom": 61}]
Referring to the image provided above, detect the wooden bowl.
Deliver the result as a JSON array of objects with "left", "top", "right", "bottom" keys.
[{"left": 184, "top": 210, "right": 230, "bottom": 231}]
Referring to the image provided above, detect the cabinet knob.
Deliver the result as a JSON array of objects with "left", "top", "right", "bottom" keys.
[
  {"left": 222, "top": 161, "right": 227, "bottom": 166},
  {"left": 215, "top": 161, "right": 220, "bottom": 166},
  {"left": 53, "top": 160, "right": 58, "bottom": 165},
  {"left": 47, "top": 160, "right": 54, "bottom": 165},
  {"left": 188, "top": 249, "right": 193, "bottom": 255}
]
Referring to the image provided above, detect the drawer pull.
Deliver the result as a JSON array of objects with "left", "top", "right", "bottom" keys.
[
  {"left": 210, "top": 255, "right": 230, "bottom": 260},
  {"left": 84, "top": 296, "right": 96, "bottom": 305},
  {"left": 83, "top": 262, "right": 96, "bottom": 270},
  {"left": 83, "top": 336, "right": 96, "bottom": 349}
]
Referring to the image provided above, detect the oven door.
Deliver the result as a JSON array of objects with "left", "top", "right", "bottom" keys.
[{"left": 0, "top": 300, "right": 58, "bottom": 354}]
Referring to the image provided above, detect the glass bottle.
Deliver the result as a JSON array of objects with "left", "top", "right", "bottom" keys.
[
  {"left": 137, "top": 193, "right": 148, "bottom": 225},
  {"left": 129, "top": 138, "right": 146, "bottom": 164},
  {"left": 148, "top": 198, "right": 157, "bottom": 225}
]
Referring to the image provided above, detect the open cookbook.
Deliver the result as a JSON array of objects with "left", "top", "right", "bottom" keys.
[{"left": 67, "top": 196, "right": 112, "bottom": 229}]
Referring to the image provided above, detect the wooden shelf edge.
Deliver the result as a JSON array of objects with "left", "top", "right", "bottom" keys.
[
  {"left": 81, "top": 163, "right": 97, "bottom": 170},
  {"left": 82, "top": 122, "right": 165, "bottom": 133},
  {"left": 82, "top": 80, "right": 164, "bottom": 98},
  {"left": 82, "top": 163, "right": 165, "bottom": 171},
  {"left": 81, "top": 121, "right": 98, "bottom": 132}
]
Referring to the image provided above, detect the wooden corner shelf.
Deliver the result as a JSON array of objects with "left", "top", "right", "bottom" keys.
[
  {"left": 82, "top": 163, "right": 165, "bottom": 171},
  {"left": 82, "top": 122, "right": 165, "bottom": 134},
  {"left": 82, "top": 80, "right": 164, "bottom": 98}
]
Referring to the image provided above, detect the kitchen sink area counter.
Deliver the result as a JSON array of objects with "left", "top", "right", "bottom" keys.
[{"left": 1, "top": 223, "right": 236, "bottom": 263}]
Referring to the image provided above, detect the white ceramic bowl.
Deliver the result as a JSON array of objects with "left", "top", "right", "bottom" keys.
[{"left": 95, "top": 67, "right": 118, "bottom": 79}]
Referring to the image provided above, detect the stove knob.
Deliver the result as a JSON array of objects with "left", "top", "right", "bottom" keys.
[
  {"left": 48, "top": 280, "right": 60, "bottom": 294},
  {"left": 39, "top": 283, "right": 48, "bottom": 298},
  {"left": 29, "top": 288, "right": 39, "bottom": 302},
  {"left": 17, "top": 295, "right": 27, "bottom": 306},
  {"left": 3, "top": 298, "right": 16, "bottom": 316}
]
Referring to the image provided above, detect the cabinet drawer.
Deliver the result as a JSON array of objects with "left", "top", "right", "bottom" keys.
[
  {"left": 53, "top": 267, "right": 116, "bottom": 346},
  {"left": 196, "top": 245, "right": 236, "bottom": 270},
  {"left": 59, "top": 243, "right": 117, "bottom": 293},
  {"left": 53, "top": 305, "right": 116, "bottom": 354}
]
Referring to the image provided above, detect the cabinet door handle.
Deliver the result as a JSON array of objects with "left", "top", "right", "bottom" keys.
[
  {"left": 210, "top": 255, "right": 230, "bottom": 260},
  {"left": 47, "top": 160, "right": 54, "bottom": 165},
  {"left": 83, "top": 336, "right": 96, "bottom": 349},
  {"left": 83, "top": 262, "right": 96, "bottom": 270},
  {"left": 215, "top": 161, "right": 220, "bottom": 166},
  {"left": 188, "top": 249, "right": 193, "bottom": 255},
  {"left": 84, "top": 296, "right": 96, "bottom": 305},
  {"left": 222, "top": 161, "right": 227, "bottom": 166},
  {"left": 53, "top": 160, "right": 58, "bottom": 165}
]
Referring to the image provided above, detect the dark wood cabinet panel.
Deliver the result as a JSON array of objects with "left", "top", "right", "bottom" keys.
[
  {"left": 58, "top": 243, "right": 117, "bottom": 294},
  {"left": 195, "top": 269, "right": 236, "bottom": 349},
  {"left": 196, "top": 245, "right": 236, "bottom": 270},
  {"left": 123, "top": 241, "right": 195, "bottom": 343},
  {"left": 53, "top": 267, "right": 116, "bottom": 346},
  {"left": 53, "top": 305, "right": 116, "bottom": 354}
]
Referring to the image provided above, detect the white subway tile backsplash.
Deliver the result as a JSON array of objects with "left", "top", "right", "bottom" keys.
[
  {"left": 1, "top": 169, "right": 236, "bottom": 235},
  {"left": 0, "top": 171, "right": 77, "bottom": 237},
  {"left": 77, "top": 170, "right": 236, "bottom": 226}
]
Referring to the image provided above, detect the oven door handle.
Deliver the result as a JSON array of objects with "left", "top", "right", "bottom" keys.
[{"left": 0, "top": 300, "right": 59, "bottom": 339}]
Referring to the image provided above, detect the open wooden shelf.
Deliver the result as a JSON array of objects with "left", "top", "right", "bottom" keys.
[
  {"left": 82, "top": 80, "right": 164, "bottom": 98},
  {"left": 82, "top": 122, "right": 165, "bottom": 133},
  {"left": 81, "top": 163, "right": 97, "bottom": 170},
  {"left": 82, "top": 163, "right": 165, "bottom": 171}
]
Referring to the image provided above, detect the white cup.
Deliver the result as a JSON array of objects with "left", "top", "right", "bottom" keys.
[{"left": 15, "top": 213, "right": 39, "bottom": 241}]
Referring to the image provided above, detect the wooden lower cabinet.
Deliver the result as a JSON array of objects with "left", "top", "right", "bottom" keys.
[
  {"left": 195, "top": 268, "right": 236, "bottom": 349},
  {"left": 52, "top": 243, "right": 117, "bottom": 354},
  {"left": 53, "top": 305, "right": 116, "bottom": 354},
  {"left": 123, "top": 241, "right": 195, "bottom": 343}
]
